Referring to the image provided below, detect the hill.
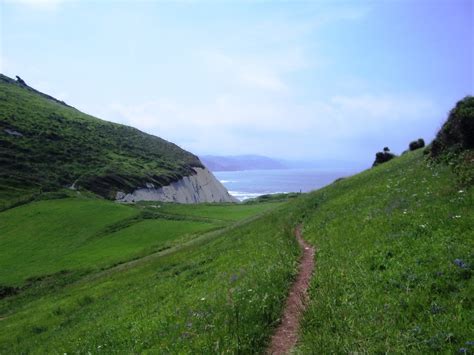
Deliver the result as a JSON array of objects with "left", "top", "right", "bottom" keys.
[
  {"left": 0, "top": 74, "right": 235, "bottom": 208},
  {"left": 293, "top": 148, "right": 473, "bottom": 353},
  {"left": 0, "top": 196, "right": 295, "bottom": 353}
]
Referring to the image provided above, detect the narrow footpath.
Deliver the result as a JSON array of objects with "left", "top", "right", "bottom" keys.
[{"left": 267, "top": 225, "right": 316, "bottom": 354}]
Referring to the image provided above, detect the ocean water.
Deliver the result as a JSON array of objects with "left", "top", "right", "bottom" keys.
[{"left": 214, "top": 168, "right": 357, "bottom": 201}]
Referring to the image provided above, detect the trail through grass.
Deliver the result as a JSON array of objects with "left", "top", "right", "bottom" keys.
[{"left": 295, "top": 150, "right": 473, "bottom": 353}]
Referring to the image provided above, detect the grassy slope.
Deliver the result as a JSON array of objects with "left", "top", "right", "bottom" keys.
[
  {"left": 0, "top": 197, "right": 281, "bottom": 286},
  {"left": 0, "top": 200, "right": 299, "bottom": 353},
  {"left": 142, "top": 202, "right": 281, "bottom": 221},
  {"left": 295, "top": 149, "right": 473, "bottom": 353},
  {"left": 0, "top": 74, "right": 203, "bottom": 208}
]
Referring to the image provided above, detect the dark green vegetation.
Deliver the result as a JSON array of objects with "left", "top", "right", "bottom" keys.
[
  {"left": 428, "top": 95, "right": 474, "bottom": 186},
  {"left": 245, "top": 192, "right": 301, "bottom": 204},
  {"left": 0, "top": 196, "right": 297, "bottom": 353},
  {"left": 294, "top": 149, "right": 473, "bottom": 353},
  {"left": 372, "top": 147, "right": 396, "bottom": 167},
  {"left": 429, "top": 96, "right": 474, "bottom": 158},
  {"left": 409, "top": 138, "right": 425, "bottom": 151},
  {"left": 0, "top": 74, "right": 203, "bottom": 209}
]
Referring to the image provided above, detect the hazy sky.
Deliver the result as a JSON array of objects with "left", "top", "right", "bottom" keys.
[{"left": 1, "top": 0, "right": 473, "bottom": 167}]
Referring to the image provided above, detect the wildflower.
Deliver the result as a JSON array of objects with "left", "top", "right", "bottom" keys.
[
  {"left": 454, "top": 259, "right": 468, "bottom": 269},
  {"left": 458, "top": 190, "right": 464, "bottom": 193},
  {"left": 200, "top": 297, "right": 206, "bottom": 301},
  {"left": 453, "top": 215, "right": 461, "bottom": 219},
  {"left": 419, "top": 224, "right": 426, "bottom": 229}
]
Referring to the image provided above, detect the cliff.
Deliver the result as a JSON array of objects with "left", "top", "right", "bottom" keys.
[{"left": 116, "top": 167, "right": 237, "bottom": 203}]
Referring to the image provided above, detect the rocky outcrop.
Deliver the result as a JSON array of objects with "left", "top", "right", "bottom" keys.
[{"left": 115, "top": 167, "right": 237, "bottom": 203}]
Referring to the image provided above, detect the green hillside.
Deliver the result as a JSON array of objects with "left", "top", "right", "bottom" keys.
[
  {"left": 0, "top": 197, "right": 282, "bottom": 287},
  {"left": 0, "top": 198, "right": 298, "bottom": 353},
  {"left": 294, "top": 149, "right": 473, "bottom": 353},
  {"left": 0, "top": 74, "right": 203, "bottom": 209}
]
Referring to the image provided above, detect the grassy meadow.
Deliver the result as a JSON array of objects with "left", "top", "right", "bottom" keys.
[
  {"left": 0, "top": 196, "right": 299, "bottom": 353},
  {"left": 295, "top": 149, "right": 473, "bottom": 353},
  {"left": 0, "top": 197, "right": 283, "bottom": 286}
]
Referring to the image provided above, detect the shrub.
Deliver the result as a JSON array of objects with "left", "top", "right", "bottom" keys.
[
  {"left": 373, "top": 148, "right": 396, "bottom": 167},
  {"left": 428, "top": 96, "right": 474, "bottom": 186},
  {"left": 409, "top": 138, "right": 425, "bottom": 151},
  {"left": 429, "top": 96, "right": 474, "bottom": 158}
]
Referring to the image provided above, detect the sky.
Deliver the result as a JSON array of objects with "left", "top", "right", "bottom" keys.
[{"left": 1, "top": 0, "right": 473, "bottom": 168}]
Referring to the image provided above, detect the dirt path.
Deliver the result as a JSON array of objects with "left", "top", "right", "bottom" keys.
[{"left": 267, "top": 225, "right": 315, "bottom": 354}]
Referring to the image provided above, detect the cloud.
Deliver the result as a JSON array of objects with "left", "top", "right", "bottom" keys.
[
  {"left": 103, "top": 92, "right": 437, "bottom": 162},
  {"left": 198, "top": 49, "right": 307, "bottom": 93}
]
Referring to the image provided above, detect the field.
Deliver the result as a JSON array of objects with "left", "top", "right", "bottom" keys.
[
  {"left": 0, "top": 197, "right": 300, "bottom": 353},
  {"left": 0, "top": 197, "right": 284, "bottom": 286}
]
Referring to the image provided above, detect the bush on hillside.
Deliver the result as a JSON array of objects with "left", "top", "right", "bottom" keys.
[
  {"left": 409, "top": 138, "right": 425, "bottom": 151},
  {"left": 428, "top": 96, "right": 474, "bottom": 186},
  {"left": 429, "top": 96, "right": 474, "bottom": 157},
  {"left": 372, "top": 147, "right": 396, "bottom": 167}
]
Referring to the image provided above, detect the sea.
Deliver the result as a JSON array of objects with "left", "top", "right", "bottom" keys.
[{"left": 214, "top": 168, "right": 358, "bottom": 201}]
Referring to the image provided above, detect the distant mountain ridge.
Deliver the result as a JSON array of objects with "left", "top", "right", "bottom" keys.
[
  {"left": 200, "top": 155, "right": 287, "bottom": 171},
  {"left": 201, "top": 154, "right": 365, "bottom": 172}
]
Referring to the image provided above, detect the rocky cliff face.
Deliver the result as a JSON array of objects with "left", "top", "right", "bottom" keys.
[{"left": 115, "top": 167, "right": 237, "bottom": 203}]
